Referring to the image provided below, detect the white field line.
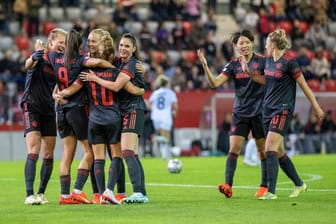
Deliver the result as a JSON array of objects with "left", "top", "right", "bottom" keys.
[{"left": 1, "top": 173, "right": 335, "bottom": 192}]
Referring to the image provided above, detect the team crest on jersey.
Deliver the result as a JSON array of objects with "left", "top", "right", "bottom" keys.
[
  {"left": 252, "top": 62, "right": 258, "bottom": 69},
  {"left": 276, "top": 63, "right": 282, "bottom": 69}
]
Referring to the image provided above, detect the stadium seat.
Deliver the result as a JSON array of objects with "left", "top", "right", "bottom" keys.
[
  {"left": 15, "top": 36, "right": 30, "bottom": 50},
  {"left": 183, "top": 50, "right": 197, "bottom": 64},
  {"left": 43, "top": 21, "right": 57, "bottom": 37},
  {"left": 269, "top": 21, "right": 277, "bottom": 32},
  {"left": 299, "top": 21, "right": 309, "bottom": 33},
  {"left": 57, "top": 21, "right": 75, "bottom": 31},
  {"left": 124, "top": 21, "right": 143, "bottom": 35},
  {"left": 39, "top": 7, "right": 47, "bottom": 21},
  {"left": 182, "top": 21, "right": 193, "bottom": 36},
  {"left": 305, "top": 49, "right": 315, "bottom": 62},
  {"left": 146, "top": 21, "right": 159, "bottom": 34},
  {"left": 328, "top": 22, "right": 336, "bottom": 36},
  {"left": 322, "top": 50, "right": 331, "bottom": 62},
  {"left": 151, "top": 50, "right": 166, "bottom": 63},
  {"left": 278, "top": 21, "right": 292, "bottom": 35},
  {"left": 84, "top": 8, "right": 98, "bottom": 20},
  {"left": 137, "top": 8, "right": 150, "bottom": 21},
  {"left": 307, "top": 79, "right": 321, "bottom": 92},
  {"left": 9, "top": 21, "right": 20, "bottom": 36},
  {"left": 65, "top": 7, "right": 82, "bottom": 21},
  {"left": 167, "top": 50, "right": 181, "bottom": 65},
  {"left": 286, "top": 50, "right": 298, "bottom": 59},
  {"left": 163, "top": 21, "right": 175, "bottom": 33},
  {"left": 49, "top": 7, "right": 64, "bottom": 21},
  {"left": 324, "top": 79, "right": 336, "bottom": 92},
  {"left": 0, "top": 36, "right": 14, "bottom": 51}
]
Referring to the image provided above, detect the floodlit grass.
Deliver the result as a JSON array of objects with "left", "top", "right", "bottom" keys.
[{"left": 0, "top": 155, "right": 335, "bottom": 224}]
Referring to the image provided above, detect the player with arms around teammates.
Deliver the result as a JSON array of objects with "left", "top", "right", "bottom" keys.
[{"left": 81, "top": 33, "right": 149, "bottom": 203}]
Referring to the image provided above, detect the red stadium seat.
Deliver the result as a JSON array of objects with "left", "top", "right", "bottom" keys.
[
  {"left": 322, "top": 50, "right": 331, "bottom": 62},
  {"left": 307, "top": 79, "right": 321, "bottom": 92},
  {"left": 15, "top": 36, "right": 30, "bottom": 50},
  {"left": 278, "top": 21, "right": 293, "bottom": 35},
  {"left": 305, "top": 50, "right": 315, "bottom": 62},
  {"left": 269, "top": 21, "right": 277, "bottom": 32},
  {"left": 43, "top": 21, "right": 57, "bottom": 37},
  {"left": 324, "top": 79, "right": 336, "bottom": 92},
  {"left": 183, "top": 50, "right": 197, "bottom": 64},
  {"left": 182, "top": 21, "right": 193, "bottom": 36},
  {"left": 286, "top": 50, "right": 298, "bottom": 59},
  {"left": 151, "top": 50, "right": 166, "bottom": 63},
  {"left": 299, "top": 21, "right": 309, "bottom": 33}
]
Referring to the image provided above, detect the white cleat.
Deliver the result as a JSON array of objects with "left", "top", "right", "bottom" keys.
[
  {"left": 289, "top": 183, "right": 307, "bottom": 198},
  {"left": 24, "top": 195, "right": 41, "bottom": 205}
]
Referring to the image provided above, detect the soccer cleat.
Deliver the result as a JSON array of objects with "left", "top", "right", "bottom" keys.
[
  {"left": 59, "top": 196, "right": 81, "bottom": 205},
  {"left": 71, "top": 191, "right": 92, "bottom": 204},
  {"left": 258, "top": 192, "right": 277, "bottom": 200},
  {"left": 101, "top": 189, "right": 120, "bottom": 205},
  {"left": 143, "top": 195, "right": 150, "bottom": 203},
  {"left": 122, "top": 192, "right": 147, "bottom": 204},
  {"left": 25, "top": 195, "right": 41, "bottom": 205},
  {"left": 255, "top": 186, "right": 268, "bottom": 197},
  {"left": 218, "top": 183, "right": 232, "bottom": 198},
  {"left": 289, "top": 183, "right": 307, "bottom": 198},
  {"left": 36, "top": 193, "right": 48, "bottom": 204},
  {"left": 115, "top": 193, "right": 127, "bottom": 203},
  {"left": 92, "top": 193, "right": 101, "bottom": 204}
]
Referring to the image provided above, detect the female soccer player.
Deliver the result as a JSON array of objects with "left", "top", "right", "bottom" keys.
[
  {"left": 22, "top": 28, "right": 66, "bottom": 205},
  {"left": 147, "top": 74, "right": 178, "bottom": 160},
  {"left": 80, "top": 33, "right": 149, "bottom": 203},
  {"left": 243, "top": 29, "right": 324, "bottom": 199},
  {"left": 198, "top": 30, "right": 268, "bottom": 198}
]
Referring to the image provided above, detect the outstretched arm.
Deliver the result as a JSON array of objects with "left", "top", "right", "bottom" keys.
[{"left": 197, "top": 49, "right": 227, "bottom": 88}]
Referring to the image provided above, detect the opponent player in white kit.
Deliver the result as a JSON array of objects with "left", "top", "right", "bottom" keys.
[{"left": 148, "top": 75, "right": 178, "bottom": 160}]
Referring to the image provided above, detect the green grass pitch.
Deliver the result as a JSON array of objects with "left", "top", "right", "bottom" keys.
[{"left": 0, "top": 155, "right": 335, "bottom": 224}]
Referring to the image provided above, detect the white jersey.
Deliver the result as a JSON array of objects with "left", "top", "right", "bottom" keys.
[{"left": 149, "top": 87, "right": 177, "bottom": 131}]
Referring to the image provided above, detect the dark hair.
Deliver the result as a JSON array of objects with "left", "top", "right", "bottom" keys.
[
  {"left": 64, "top": 29, "right": 82, "bottom": 70},
  {"left": 231, "top": 30, "right": 255, "bottom": 44},
  {"left": 120, "top": 32, "right": 140, "bottom": 60}
]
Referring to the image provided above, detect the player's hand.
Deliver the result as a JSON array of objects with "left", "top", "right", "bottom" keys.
[
  {"left": 136, "top": 60, "right": 146, "bottom": 75},
  {"left": 314, "top": 106, "right": 325, "bottom": 123},
  {"left": 34, "top": 39, "right": 44, "bottom": 51},
  {"left": 240, "top": 56, "right": 250, "bottom": 74},
  {"left": 31, "top": 50, "right": 44, "bottom": 62},
  {"left": 197, "top": 49, "right": 207, "bottom": 66},
  {"left": 80, "top": 70, "right": 97, "bottom": 82}
]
